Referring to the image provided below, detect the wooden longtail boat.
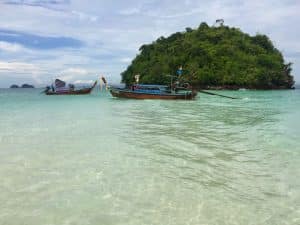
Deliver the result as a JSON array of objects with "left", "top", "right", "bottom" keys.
[
  {"left": 109, "top": 84, "right": 197, "bottom": 100},
  {"left": 45, "top": 80, "right": 97, "bottom": 95}
]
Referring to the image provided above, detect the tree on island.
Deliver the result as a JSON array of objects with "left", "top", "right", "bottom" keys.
[{"left": 121, "top": 22, "right": 295, "bottom": 89}]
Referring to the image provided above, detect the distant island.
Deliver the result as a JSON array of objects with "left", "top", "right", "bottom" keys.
[
  {"left": 121, "top": 22, "right": 295, "bottom": 89},
  {"left": 21, "top": 84, "right": 35, "bottom": 88},
  {"left": 10, "top": 84, "right": 35, "bottom": 88}
]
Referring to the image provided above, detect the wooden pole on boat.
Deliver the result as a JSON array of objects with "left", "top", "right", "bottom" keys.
[
  {"left": 199, "top": 90, "right": 240, "bottom": 99},
  {"left": 100, "top": 76, "right": 103, "bottom": 91},
  {"left": 101, "top": 76, "right": 108, "bottom": 90}
]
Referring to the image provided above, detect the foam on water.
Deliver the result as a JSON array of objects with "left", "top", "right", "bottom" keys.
[{"left": 0, "top": 88, "right": 299, "bottom": 225}]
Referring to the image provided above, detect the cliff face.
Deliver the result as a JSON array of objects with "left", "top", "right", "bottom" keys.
[{"left": 121, "top": 23, "right": 294, "bottom": 89}]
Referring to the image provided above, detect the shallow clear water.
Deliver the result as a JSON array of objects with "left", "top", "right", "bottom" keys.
[{"left": 0, "top": 88, "right": 299, "bottom": 225}]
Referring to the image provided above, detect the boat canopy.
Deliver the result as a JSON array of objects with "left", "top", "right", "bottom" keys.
[
  {"left": 134, "top": 84, "right": 168, "bottom": 91},
  {"left": 135, "top": 84, "right": 168, "bottom": 88},
  {"left": 55, "top": 79, "right": 66, "bottom": 88}
]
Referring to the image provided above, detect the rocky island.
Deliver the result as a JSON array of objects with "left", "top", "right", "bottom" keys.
[
  {"left": 10, "top": 84, "right": 35, "bottom": 88},
  {"left": 121, "top": 22, "right": 294, "bottom": 89},
  {"left": 21, "top": 84, "right": 35, "bottom": 88}
]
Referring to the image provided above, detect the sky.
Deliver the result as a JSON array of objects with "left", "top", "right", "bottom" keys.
[{"left": 0, "top": 0, "right": 299, "bottom": 87}]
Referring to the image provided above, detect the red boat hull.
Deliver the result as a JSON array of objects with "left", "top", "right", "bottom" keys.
[{"left": 110, "top": 88, "right": 197, "bottom": 100}]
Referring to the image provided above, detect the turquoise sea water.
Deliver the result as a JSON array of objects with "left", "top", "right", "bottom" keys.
[{"left": 0, "top": 88, "right": 299, "bottom": 225}]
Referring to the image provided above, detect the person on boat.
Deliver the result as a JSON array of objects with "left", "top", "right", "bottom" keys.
[
  {"left": 69, "top": 84, "right": 75, "bottom": 91},
  {"left": 45, "top": 86, "right": 50, "bottom": 93},
  {"left": 183, "top": 82, "right": 191, "bottom": 89},
  {"left": 171, "top": 82, "right": 175, "bottom": 89},
  {"left": 177, "top": 66, "right": 183, "bottom": 76}
]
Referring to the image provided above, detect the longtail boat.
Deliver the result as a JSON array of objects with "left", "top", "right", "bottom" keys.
[
  {"left": 109, "top": 84, "right": 197, "bottom": 100},
  {"left": 44, "top": 79, "right": 97, "bottom": 95}
]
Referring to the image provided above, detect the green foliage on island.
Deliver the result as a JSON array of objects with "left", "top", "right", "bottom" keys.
[{"left": 121, "top": 23, "right": 294, "bottom": 89}]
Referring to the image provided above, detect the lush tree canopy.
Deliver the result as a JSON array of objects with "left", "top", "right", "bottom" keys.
[{"left": 121, "top": 22, "right": 294, "bottom": 89}]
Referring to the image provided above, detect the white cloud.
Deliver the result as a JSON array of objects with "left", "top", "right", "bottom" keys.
[
  {"left": 56, "top": 67, "right": 94, "bottom": 82},
  {"left": 120, "top": 57, "right": 132, "bottom": 63},
  {"left": 0, "top": 41, "right": 25, "bottom": 52},
  {"left": 119, "top": 7, "right": 141, "bottom": 16},
  {"left": 0, "top": 60, "right": 40, "bottom": 73},
  {"left": 60, "top": 67, "right": 89, "bottom": 75},
  {"left": 0, "top": 0, "right": 299, "bottom": 86},
  {"left": 73, "top": 79, "right": 94, "bottom": 84},
  {"left": 71, "top": 10, "right": 98, "bottom": 22},
  {"left": 0, "top": 60, "right": 45, "bottom": 84}
]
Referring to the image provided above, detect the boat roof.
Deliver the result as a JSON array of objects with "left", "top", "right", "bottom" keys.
[{"left": 135, "top": 84, "right": 168, "bottom": 88}]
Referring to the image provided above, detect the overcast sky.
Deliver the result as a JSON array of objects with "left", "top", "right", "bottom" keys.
[{"left": 0, "top": 0, "right": 299, "bottom": 87}]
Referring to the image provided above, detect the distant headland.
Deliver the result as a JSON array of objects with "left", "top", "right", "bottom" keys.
[
  {"left": 10, "top": 84, "right": 35, "bottom": 88},
  {"left": 121, "top": 22, "right": 295, "bottom": 89}
]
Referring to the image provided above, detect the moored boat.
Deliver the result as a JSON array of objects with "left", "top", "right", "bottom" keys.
[
  {"left": 44, "top": 79, "right": 97, "bottom": 95},
  {"left": 109, "top": 84, "right": 197, "bottom": 100}
]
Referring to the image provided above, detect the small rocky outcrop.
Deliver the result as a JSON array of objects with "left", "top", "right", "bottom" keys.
[{"left": 21, "top": 84, "right": 35, "bottom": 88}]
